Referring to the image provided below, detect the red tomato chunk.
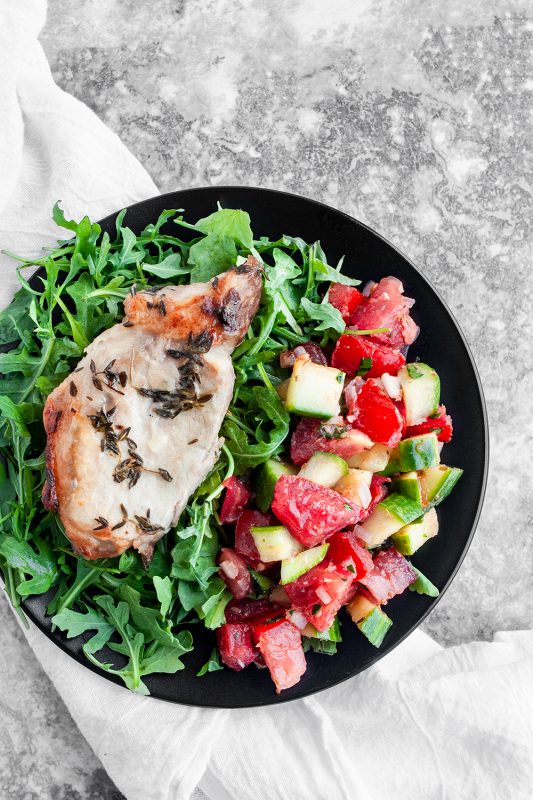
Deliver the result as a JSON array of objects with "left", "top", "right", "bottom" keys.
[
  {"left": 218, "top": 547, "right": 252, "bottom": 599},
  {"left": 331, "top": 334, "right": 406, "bottom": 378},
  {"left": 272, "top": 475, "right": 363, "bottom": 547},
  {"left": 220, "top": 476, "right": 252, "bottom": 524},
  {"left": 359, "top": 548, "right": 417, "bottom": 605},
  {"left": 290, "top": 417, "right": 372, "bottom": 465},
  {"left": 326, "top": 531, "right": 373, "bottom": 579},
  {"left": 234, "top": 510, "right": 271, "bottom": 564},
  {"left": 253, "top": 619, "right": 307, "bottom": 693},
  {"left": 217, "top": 623, "right": 257, "bottom": 671},
  {"left": 405, "top": 405, "right": 453, "bottom": 443},
  {"left": 284, "top": 560, "right": 355, "bottom": 631},
  {"left": 328, "top": 283, "right": 365, "bottom": 322},
  {"left": 350, "top": 276, "right": 419, "bottom": 348},
  {"left": 347, "top": 379, "right": 404, "bottom": 448}
]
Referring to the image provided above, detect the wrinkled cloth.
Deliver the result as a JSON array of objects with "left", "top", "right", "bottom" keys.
[{"left": 1, "top": 3, "right": 533, "bottom": 800}]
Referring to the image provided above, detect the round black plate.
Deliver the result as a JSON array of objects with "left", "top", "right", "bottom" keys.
[{"left": 20, "top": 187, "right": 488, "bottom": 707}]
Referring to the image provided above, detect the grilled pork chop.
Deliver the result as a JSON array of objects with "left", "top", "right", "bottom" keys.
[{"left": 42, "top": 258, "right": 263, "bottom": 563}]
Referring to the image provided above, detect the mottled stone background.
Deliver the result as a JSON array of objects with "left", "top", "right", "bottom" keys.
[{"left": 1, "top": 0, "right": 531, "bottom": 797}]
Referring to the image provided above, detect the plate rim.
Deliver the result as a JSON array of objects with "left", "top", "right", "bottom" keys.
[{"left": 15, "top": 185, "right": 489, "bottom": 707}]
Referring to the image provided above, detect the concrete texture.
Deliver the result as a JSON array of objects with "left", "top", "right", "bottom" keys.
[{"left": 0, "top": 0, "right": 531, "bottom": 797}]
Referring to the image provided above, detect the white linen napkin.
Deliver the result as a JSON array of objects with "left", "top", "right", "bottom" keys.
[{"left": 1, "top": 3, "right": 533, "bottom": 799}]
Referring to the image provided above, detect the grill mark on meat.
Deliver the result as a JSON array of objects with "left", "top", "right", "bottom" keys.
[{"left": 217, "top": 288, "right": 241, "bottom": 332}]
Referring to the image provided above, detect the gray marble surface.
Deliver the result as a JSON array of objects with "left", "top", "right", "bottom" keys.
[{"left": 1, "top": 0, "right": 532, "bottom": 797}]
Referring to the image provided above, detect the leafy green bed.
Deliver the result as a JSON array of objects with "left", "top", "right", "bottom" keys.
[{"left": 0, "top": 204, "right": 359, "bottom": 693}]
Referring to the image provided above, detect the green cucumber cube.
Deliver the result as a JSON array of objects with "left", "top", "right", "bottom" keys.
[
  {"left": 358, "top": 493, "right": 424, "bottom": 547},
  {"left": 389, "top": 471, "right": 423, "bottom": 504},
  {"left": 285, "top": 357, "right": 345, "bottom": 420},
  {"left": 298, "top": 452, "right": 349, "bottom": 488},
  {"left": 357, "top": 606, "right": 392, "bottom": 647},
  {"left": 250, "top": 525, "right": 303, "bottom": 562},
  {"left": 254, "top": 459, "right": 297, "bottom": 512},
  {"left": 398, "top": 363, "right": 440, "bottom": 425},
  {"left": 280, "top": 543, "right": 329, "bottom": 585},
  {"left": 391, "top": 507, "right": 439, "bottom": 555},
  {"left": 398, "top": 432, "right": 440, "bottom": 471},
  {"left": 419, "top": 465, "right": 463, "bottom": 508}
]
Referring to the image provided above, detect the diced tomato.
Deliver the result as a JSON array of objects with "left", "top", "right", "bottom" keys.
[
  {"left": 326, "top": 531, "right": 373, "bottom": 579},
  {"left": 405, "top": 405, "right": 453, "bottom": 443},
  {"left": 290, "top": 417, "right": 372, "bottom": 465},
  {"left": 220, "top": 476, "right": 252, "bottom": 524},
  {"left": 350, "top": 276, "right": 419, "bottom": 348},
  {"left": 217, "top": 623, "right": 257, "bottom": 671},
  {"left": 284, "top": 560, "right": 355, "bottom": 631},
  {"left": 218, "top": 547, "right": 253, "bottom": 599},
  {"left": 331, "top": 334, "right": 406, "bottom": 378},
  {"left": 328, "top": 283, "right": 365, "bottom": 322},
  {"left": 347, "top": 379, "right": 404, "bottom": 447},
  {"left": 234, "top": 510, "right": 271, "bottom": 564},
  {"left": 359, "top": 548, "right": 417, "bottom": 604},
  {"left": 280, "top": 341, "right": 328, "bottom": 368},
  {"left": 272, "top": 475, "right": 363, "bottom": 547},
  {"left": 225, "top": 597, "right": 281, "bottom": 624},
  {"left": 253, "top": 619, "right": 307, "bottom": 693}
]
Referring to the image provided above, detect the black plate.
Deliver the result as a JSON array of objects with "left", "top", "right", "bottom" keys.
[{"left": 19, "top": 187, "right": 488, "bottom": 707}]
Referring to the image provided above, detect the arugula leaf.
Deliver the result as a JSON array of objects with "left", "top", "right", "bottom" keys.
[
  {"left": 222, "top": 386, "right": 290, "bottom": 471},
  {"left": 194, "top": 207, "right": 253, "bottom": 249},
  {"left": 52, "top": 605, "right": 115, "bottom": 654},
  {"left": 188, "top": 233, "right": 237, "bottom": 281},
  {"left": 0, "top": 396, "right": 30, "bottom": 436},
  {"left": 197, "top": 647, "right": 224, "bottom": 676},
  {"left": 0, "top": 536, "right": 56, "bottom": 596},
  {"left": 300, "top": 297, "right": 346, "bottom": 335},
  {"left": 153, "top": 575, "right": 173, "bottom": 618},
  {"left": 142, "top": 253, "right": 187, "bottom": 279},
  {"left": 0, "top": 288, "right": 32, "bottom": 346},
  {"left": 409, "top": 566, "right": 440, "bottom": 597}
]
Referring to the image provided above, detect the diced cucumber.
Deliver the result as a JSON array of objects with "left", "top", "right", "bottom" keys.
[
  {"left": 419, "top": 465, "right": 463, "bottom": 508},
  {"left": 302, "top": 616, "right": 342, "bottom": 641},
  {"left": 280, "top": 543, "right": 329, "bottom": 585},
  {"left": 357, "top": 607, "right": 392, "bottom": 647},
  {"left": 254, "top": 458, "right": 297, "bottom": 512},
  {"left": 299, "top": 452, "right": 349, "bottom": 488},
  {"left": 347, "top": 593, "right": 376, "bottom": 623},
  {"left": 408, "top": 565, "right": 440, "bottom": 597},
  {"left": 378, "top": 446, "right": 402, "bottom": 476},
  {"left": 391, "top": 507, "right": 439, "bottom": 555},
  {"left": 358, "top": 493, "right": 423, "bottom": 547},
  {"left": 334, "top": 468, "right": 373, "bottom": 508},
  {"left": 389, "top": 471, "right": 422, "bottom": 504},
  {"left": 346, "top": 443, "right": 390, "bottom": 472},
  {"left": 398, "top": 432, "right": 440, "bottom": 471},
  {"left": 398, "top": 363, "right": 440, "bottom": 425},
  {"left": 379, "top": 493, "right": 424, "bottom": 524},
  {"left": 250, "top": 525, "right": 303, "bottom": 562},
  {"left": 285, "top": 356, "right": 345, "bottom": 420}
]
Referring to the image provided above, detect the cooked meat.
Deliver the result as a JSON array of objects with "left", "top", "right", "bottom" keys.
[{"left": 42, "top": 258, "right": 263, "bottom": 563}]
